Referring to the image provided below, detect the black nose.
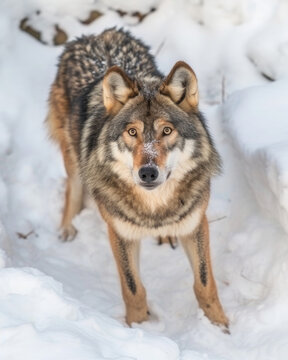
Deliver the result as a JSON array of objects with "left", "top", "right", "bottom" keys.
[{"left": 138, "top": 166, "right": 159, "bottom": 183}]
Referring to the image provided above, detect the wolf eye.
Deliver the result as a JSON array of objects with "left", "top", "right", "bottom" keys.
[
  {"left": 128, "top": 128, "right": 137, "bottom": 136},
  {"left": 163, "top": 127, "right": 172, "bottom": 136}
]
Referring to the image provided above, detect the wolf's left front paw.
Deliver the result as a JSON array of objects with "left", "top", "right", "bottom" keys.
[
  {"left": 204, "top": 306, "right": 230, "bottom": 333},
  {"left": 59, "top": 224, "right": 77, "bottom": 242}
]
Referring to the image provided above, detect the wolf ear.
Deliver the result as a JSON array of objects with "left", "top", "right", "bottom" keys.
[
  {"left": 103, "top": 66, "right": 138, "bottom": 114},
  {"left": 160, "top": 61, "right": 198, "bottom": 111}
]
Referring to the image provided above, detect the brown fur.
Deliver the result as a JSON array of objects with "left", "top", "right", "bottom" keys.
[{"left": 46, "top": 28, "right": 228, "bottom": 330}]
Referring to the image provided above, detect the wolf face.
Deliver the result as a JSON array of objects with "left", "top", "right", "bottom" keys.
[
  {"left": 110, "top": 103, "right": 196, "bottom": 191},
  {"left": 98, "top": 61, "right": 218, "bottom": 193}
]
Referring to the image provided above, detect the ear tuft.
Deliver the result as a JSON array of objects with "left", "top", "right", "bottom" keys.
[
  {"left": 103, "top": 66, "right": 138, "bottom": 114},
  {"left": 160, "top": 61, "right": 198, "bottom": 111}
]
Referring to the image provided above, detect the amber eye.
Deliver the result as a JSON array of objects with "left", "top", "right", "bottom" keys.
[
  {"left": 128, "top": 128, "right": 137, "bottom": 136},
  {"left": 163, "top": 127, "right": 172, "bottom": 136}
]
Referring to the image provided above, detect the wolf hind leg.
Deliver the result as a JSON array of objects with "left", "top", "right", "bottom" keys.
[
  {"left": 57, "top": 133, "right": 84, "bottom": 241},
  {"left": 180, "top": 214, "right": 229, "bottom": 330},
  {"left": 60, "top": 169, "right": 83, "bottom": 241},
  {"left": 108, "top": 225, "right": 149, "bottom": 325},
  {"left": 46, "top": 99, "right": 83, "bottom": 241},
  {"left": 157, "top": 236, "right": 177, "bottom": 249}
]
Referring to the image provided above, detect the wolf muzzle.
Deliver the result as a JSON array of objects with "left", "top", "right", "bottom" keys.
[{"left": 138, "top": 165, "right": 159, "bottom": 189}]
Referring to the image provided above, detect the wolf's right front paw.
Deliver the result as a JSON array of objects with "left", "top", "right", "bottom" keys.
[
  {"left": 126, "top": 306, "right": 150, "bottom": 326},
  {"left": 59, "top": 224, "right": 77, "bottom": 242}
]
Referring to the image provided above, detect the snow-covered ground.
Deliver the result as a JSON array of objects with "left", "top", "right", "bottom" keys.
[{"left": 1, "top": 0, "right": 288, "bottom": 359}]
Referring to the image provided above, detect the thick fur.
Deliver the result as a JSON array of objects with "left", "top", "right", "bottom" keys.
[{"left": 47, "top": 28, "right": 228, "bottom": 329}]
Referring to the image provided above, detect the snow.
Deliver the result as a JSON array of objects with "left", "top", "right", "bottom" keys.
[
  {"left": 0, "top": 268, "right": 179, "bottom": 360},
  {"left": 223, "top": 80, "right": 288, "bottom": 234},
  {"left": 1, "top": 0, "right": 288, "bottom": 359},
  {"left": 143, "top": 141, "right": 158, "bottom": 161},
  {"left": 246, "top": 0, "right": 288, "bottom": 80}
]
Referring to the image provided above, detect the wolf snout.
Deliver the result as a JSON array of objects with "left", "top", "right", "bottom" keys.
[{"left": 138, "top": 166, "right": 159, "bottom": 183}]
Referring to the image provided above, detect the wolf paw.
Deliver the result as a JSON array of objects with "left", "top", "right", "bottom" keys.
[
  {"left": 59, "top": 224, "right": 77, "bottom": 242},
  {"left": 126, "top": 307, "right": 150, "bottom": 325},
  {"left": 157, "top": 236, "right": 177, "bottom": 249},
  {"left": 202, "top": 302, "right": 230, "bottom": 334},
  {"left": 213, "top": 314, "right": 230, "bottom": 334}
]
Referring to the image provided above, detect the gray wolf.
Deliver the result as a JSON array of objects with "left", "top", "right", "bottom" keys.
[{"left": 46, "top": 28, "right": 228, "bottom": 329}]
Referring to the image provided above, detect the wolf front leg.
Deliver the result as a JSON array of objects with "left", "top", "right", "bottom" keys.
[
  {"left": 108, "top": 225, "right": 149, "bottom": 325},
  {"left": 180, "top": 215, "right": 229, "bottom": 329}
]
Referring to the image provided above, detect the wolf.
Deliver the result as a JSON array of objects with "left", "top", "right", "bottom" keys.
[{"left": 46, "top": 28, "right": 228, "bottom": 329}]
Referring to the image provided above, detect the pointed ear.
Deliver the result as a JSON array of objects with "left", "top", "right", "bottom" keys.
[
  {"left": 160, "top": 61, "right": 198, "bottom": 111},
  {"left": 103, "top": 66, "right": 138, "bottom": 114}
]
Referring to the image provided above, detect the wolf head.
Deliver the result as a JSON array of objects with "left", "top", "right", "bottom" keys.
[{"left": 93, "top": 61, "right": 220, "bottom": 192}]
